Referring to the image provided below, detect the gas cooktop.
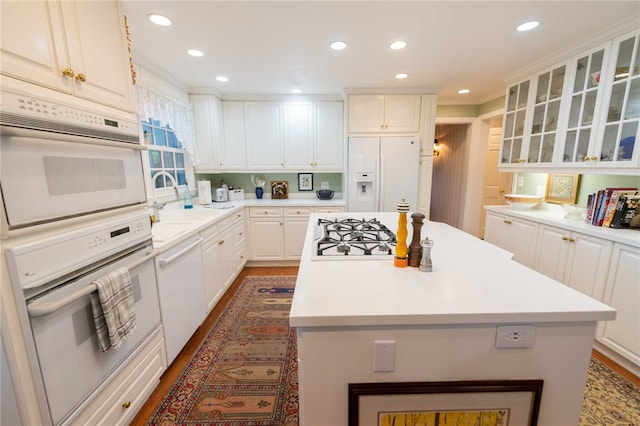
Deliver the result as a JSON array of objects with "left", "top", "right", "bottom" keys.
[{"left": 313, "top": 217, "right": 397, "bottom": 260}]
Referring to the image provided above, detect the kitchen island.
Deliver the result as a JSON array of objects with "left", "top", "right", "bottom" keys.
[{"left": 289, "top": 212, "right": 616, "bottom": 425}]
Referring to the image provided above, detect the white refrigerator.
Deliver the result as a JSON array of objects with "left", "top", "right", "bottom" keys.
[{"left": 347, "top": 136, "right": 421, "bottom": 212}]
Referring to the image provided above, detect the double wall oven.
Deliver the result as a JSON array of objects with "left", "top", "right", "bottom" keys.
[{"left": 1, "top": 88, "right": 160, "bottom": 425}]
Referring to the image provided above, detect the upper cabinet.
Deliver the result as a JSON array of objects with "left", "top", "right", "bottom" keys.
[
  {"left": 244, "top": 102, "right": 285, "bottom": 170},
  {"left": 191, "top": 95, "right": 223, "bottom": 170},
  {"left": 0, "top": 0, "right": 134, "bottom": 112},
  {"left": 500, "top": 28, "right": 640, "bottom": 174},
  {"left": 348, "top": 95, "right": 421, "bottom": 133},
  {"left": 221, "top": 102, "right": 248, "bottom": 170}
]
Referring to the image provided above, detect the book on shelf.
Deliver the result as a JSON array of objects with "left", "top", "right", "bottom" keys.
[
  {"left": 609, "top": 194, "right": 640, "bottom": 229},
  {"left": 602, "top": 189, "right": 638, "bottom": 227}
]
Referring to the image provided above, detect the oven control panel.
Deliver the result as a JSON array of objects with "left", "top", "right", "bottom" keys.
[{"left": 6, "top": 213, "right": 151, "bottom": 291}]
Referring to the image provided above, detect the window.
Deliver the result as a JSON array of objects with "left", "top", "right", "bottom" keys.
[{"left": 142, "top": 118, "right": 186, "bottom": 189}]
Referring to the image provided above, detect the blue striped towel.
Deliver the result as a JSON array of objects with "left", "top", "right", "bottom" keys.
[{"left": 90, "top": 267, "right": 137, "bottom": 352}]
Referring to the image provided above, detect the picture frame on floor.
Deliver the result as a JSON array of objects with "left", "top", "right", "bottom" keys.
[{"left": 348, "top": 380, "right": 543, "bottom": 426}]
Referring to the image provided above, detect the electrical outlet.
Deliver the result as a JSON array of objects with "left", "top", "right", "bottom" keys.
[
  {"left": 517, "top": 176, "right": 525, "bottom": 187},
  {"left": 321, "top": 182, "right": 329, "bottom": 189},
  {"left": 495, "top": 325, "right": 535, "bottom": 349}
]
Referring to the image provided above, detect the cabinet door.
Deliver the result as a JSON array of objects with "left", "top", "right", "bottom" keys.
[
  {"left": 314, "top": 102, "right": 344, "bottom": 170},
  {"left": 384, "top": 95, "right": 421, "bottom": 132},
  {"left": 564, "top": 232, "right": 612, "bottom": 298},
  {"left": 191, "top": 95, "right": 219, "bottom": 169},
  {"left": 0, "top": 0, "right": 69, "bottom": 92},
  {"left": 501, "top": 80, "right": 530, "bottom": 166},
  {"left": 535, "top": 224, "right": 570, "bottom": 281},
  {"left": 506, "top": 217, "right": 538, "bottom": 268},
  {"left": 61, "top": 0, "right": 133, "bottom": 110},
  {"left": 220, "top": 227, "right": 237, "bottom": 288},
  {"left": 284, "top": 103, "right": 314, "bottom": 169},
  {"left": 526, "top": 64, "right": 567, "bottom": 165},
  {"left": 222, "top": 102, "right": 247, "bottom": 169},
  {"left": 249, "top": 218, "right": 284, "bottom": 260},
  {"left": 595, "top": 29, "right": 640, "bottom": 169},
  {"left": 202, "top": 238, "right": 225, "bottom": 311},
  {"left": 284, "top": 218, "right": 310, "bottom": 260},
  {"left": 483, "top": 212, "right": 509, "bottom": 249},
  {"left": 244, "top": 102, "right": 284, "bottom": 169},
  {"left": 597, "top": 243, "right": 640, "bottom": 368},
  {"left": 560, "top": 46, "right": 608, "bottom": 166},
  {"left": 348, "top": 95, "right": 385, "bottom": 132}
]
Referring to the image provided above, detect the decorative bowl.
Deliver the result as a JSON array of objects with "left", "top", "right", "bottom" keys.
[
  {"left": 561, "top": 204, "right": 585, "bottom": 221},
  {"left": 316, "top": 189, "right": 335, "bottom": 200},
  {"left": 503, "top": 194, "right": 543, "bottom": 210}
]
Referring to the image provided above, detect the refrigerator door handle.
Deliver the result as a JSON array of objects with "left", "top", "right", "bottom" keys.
[{"left": 378, "top": 154, "right": 384, "bottom": 212}]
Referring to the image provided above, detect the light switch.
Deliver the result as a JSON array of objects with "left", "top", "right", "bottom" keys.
[{"left": 373, "top": 340, "right": 395, "bottom": 372}]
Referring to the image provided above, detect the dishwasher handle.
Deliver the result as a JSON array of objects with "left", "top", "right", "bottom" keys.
[{"left": 158, "top": 238, "right": 202, "bottom": 267}]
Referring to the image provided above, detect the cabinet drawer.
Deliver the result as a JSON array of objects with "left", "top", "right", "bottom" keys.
[
  {"left": 314, "top": 206, "right": 345, "bottom": 214},
  {"left": 201, "top": 222, "right": 220, "bottom": 241},
  {"left": 284, "top": 206, "right": 313, "bottom": 217},
  {"left": 70, "top": 330, "right": 166, "bottom": 426},
  {"left": 249, "top": 207, "right": 283, "bottom": 217}
]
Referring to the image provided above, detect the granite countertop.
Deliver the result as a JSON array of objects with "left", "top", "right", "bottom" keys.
[{"left": 289, "top": 212, "right": 616, "bottom": 328}]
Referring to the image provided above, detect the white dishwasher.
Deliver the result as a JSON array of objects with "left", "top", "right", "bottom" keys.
[{"left": 155, "top": 235, "right": 207, "bottom": 364}]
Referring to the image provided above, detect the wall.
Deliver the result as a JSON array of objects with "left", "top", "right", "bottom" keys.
[{"left": 195, "top": 172, "right": 343, "bottom": 196}]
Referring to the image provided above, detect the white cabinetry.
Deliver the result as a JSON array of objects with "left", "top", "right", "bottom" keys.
[
  {"left": 284, "top": 207, "right": 313, "bottom": 260},
  {"left": 534, "top": 224, "right": 613, "bottom": 298},
  {"left": 249, "top": 207, "right": 285, "bottom": 260},
  {"left": 221, "top": 102, "right": 248, "bottom": 169},
  {"left": 597, "top": 243, "right": 640, "bottom": 374},
  {"left": 348, "top": 95, "right": 421, "bottom": 133},
  {"left": 284, "top": 102, "right": 344, "bottom": 170},
  {"left": 245, "top": 102, "right": 284, "bottom": 169},
  {"left": 483, "top": 211, "right": 538, "bottom": 268},
  {"left": 0, "top": 0, "right": 133, "bottom": 112},
  {"left": 201, "top": 223, "right": 225, "bottom": 312}
]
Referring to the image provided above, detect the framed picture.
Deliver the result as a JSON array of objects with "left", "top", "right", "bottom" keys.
[
  {"left": 270, "top": 180, "right": 288, "bottom": 199},
  {"left": 545, "top": 173, "right": 580, "bottom": 204},
  {"left": 348, "top": 380, "right": 543, "bottom": 426},
  {"left": 298, "top": 173, "right": 313, "bottom": 191}
]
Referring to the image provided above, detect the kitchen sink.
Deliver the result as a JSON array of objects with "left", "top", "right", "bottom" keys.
[{"left": 161, "top": 208, "right": 222, "bottom": 223}]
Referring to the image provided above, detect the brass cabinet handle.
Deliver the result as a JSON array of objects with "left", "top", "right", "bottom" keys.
[
  {"left": 562, "top": 236, "right": 569, "bottom": 241},
  {"left": 218, "top": 240, "right": 224, "bottom": 245},
  {"left": 590, "top": 156, "right": 598, "bottom": 161},
  {"left": 62, "top": 68, "right": 75, "bottom": 78},
  {"left": 122, "top": 400, "right": 131, "bottom": 409},
  {"left": 584, "top": 156, "right": 590, "bottom": 161},
  {"left": 264, "top": 211, "right": 268, "bottom": 214},
  {"left": 75, "top": 73, "right": 86, "bottom": 82},
  {"left": 568, "top": 237, "right": 576, "bottom": 243}
]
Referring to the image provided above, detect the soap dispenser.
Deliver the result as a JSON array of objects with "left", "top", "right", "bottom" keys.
[{"left": 182, "top": 185, "right": 193, "bottom": 209}]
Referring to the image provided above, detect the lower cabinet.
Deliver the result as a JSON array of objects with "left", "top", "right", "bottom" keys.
[
  {"left": 201, "top": 211, "right": 246, "bottom": 311},
  {"left": 483, "top": 211, "right": 538, "bottom": 268},
  {"left": 535, "top": 224, "right": 613, "bottom": 298},
  {"left": 596, "top": 243, "right": 640, "bottom": 374},
  {"left": 249, "top": 205, "right": 345, "bottom": 261},
  {"left": 70, "top": 329, "right": 166, "bottom": 426}
]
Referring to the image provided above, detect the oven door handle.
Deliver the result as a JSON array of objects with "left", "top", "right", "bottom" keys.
[
  {"left": 157, "top": 238, "right": 203, "bottom": 268},
  {"left": 27, "top": 249, "right": 158, "bottom": 318},
  {"left": 0, "top": 125, "right": 147, "bottom": 150}
]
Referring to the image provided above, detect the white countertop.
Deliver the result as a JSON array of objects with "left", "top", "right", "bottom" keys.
[
  {"left": 289, "top": 212, "right": 616, "bottom": 328},
  {"left": 484, "top": 205, "right": 640, "bottom": 248},
  {"left": 150, "top": 198, "right": 345, "bottom": 251}
]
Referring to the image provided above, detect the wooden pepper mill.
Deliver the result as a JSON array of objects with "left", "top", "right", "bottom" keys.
[
  {"left": 394, "top": 199, "right": 410, "bottom": 268},
  {"left": 408, "top": 212, "right": 425, "bottom": 267}
]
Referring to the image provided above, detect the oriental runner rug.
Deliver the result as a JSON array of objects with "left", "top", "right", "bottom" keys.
[{"left": 147, "top": 275, "right": 298, "bottom": 425}]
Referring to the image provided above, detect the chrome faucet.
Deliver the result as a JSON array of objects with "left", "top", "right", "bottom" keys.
[
  {"left": 151, "top": 171, "right": 180, "bottom": 200},
  {"left": 152, "top": 201, "right": 168, "bottom": 222}
]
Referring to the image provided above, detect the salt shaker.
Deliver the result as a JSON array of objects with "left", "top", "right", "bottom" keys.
[{"left": 419, "top": 238, "right": 434, "bottom": 272}]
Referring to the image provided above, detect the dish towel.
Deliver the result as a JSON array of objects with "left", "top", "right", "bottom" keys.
[{"left": 90, "top": 267, "right": 137, "bottom": 352}]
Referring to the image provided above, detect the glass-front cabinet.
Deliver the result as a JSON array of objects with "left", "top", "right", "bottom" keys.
[
  {"left": 527, "top": 64, "right": 567, "bottom": 165},
  {"left": 560, "top": 46, "right": 608, "bottom": 166},
  {"left": 595, "top": 30, "right": 640, "bottom": 169},
  {"left": 501, "top": 80, "right": 529, "bottom": 165}
]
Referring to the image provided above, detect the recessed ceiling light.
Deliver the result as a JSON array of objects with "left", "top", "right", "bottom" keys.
[
  {"left": 216, "top": 76, "right": 229, "bottom": 82},
  {"left": 458, "top": 89, "right": 471, "bottom": 94},
  {"left": 187, "top": 49, "right": 204, "bottom": 57},
  {"left": 516, "top": 20, "right": 540, "bottom": 32},
  {"left": 330, "top": 41, "right": 347, "bottom": 50},
  {"left": 395, "top": 73, "right": 408, "bottom": 79},
  {"left": 291, "top": 88, "right": 303, "bottom": 94},
  {"left": 390, "top": 40, "right": 407, "bottom": 50},
  {"left": 148, "top": 14, "right": 172, "bottom": 26}
]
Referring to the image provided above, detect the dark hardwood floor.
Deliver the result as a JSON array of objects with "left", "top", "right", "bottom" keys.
[
  {"left": 130, "top": 265, "right": 638, "bottom": 424},
  {"left": 130, "top": 266, "right": 298, "bottom": 425}
]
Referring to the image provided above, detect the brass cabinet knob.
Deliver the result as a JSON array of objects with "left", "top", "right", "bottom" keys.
[
  {"left": 218, "top": 240, "right": 224, "bottom": 245},
  {"left": 568, "top": 237, "right": 576, "bottom": 243},
  {"left": 590, "top": 156, "right": 598, "bottom": 161},
  {"left": 62, "top": 68, "right": 75, "bottom": 78},
  {"left": 75, "top": 73, "right": 86, "bottom": 82},
  {"left": 584, "top": 156, "right": 590, "bottom": 161},
  {"left": 219, "top": 163, "right": 223, "bottom": 166},
  {"left": 264, "top": 211, "right": 268, "bottom": 214},
  {"left": 122, "top": 400, "right": 131, "bottom": 409},
  {"left": 562, "top": 236, "right": 569, "bottom": 241}
]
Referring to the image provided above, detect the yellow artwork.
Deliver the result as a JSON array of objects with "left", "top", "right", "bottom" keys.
[{"left": 379, "top": 409, "right": 508, "bottom": 426}]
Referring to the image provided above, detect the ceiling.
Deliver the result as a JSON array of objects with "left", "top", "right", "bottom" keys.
[{"left": 122, "top": 1, "right": 640, "bottom": 105}]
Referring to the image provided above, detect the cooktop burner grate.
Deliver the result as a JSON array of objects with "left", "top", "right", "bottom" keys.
[{"left": 315, "top": 218, "right": 397, "bottom": 257}]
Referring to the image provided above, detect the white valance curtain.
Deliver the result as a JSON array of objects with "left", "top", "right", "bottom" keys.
[{"left": 135, "top": 83, "right": 198, "bottom": 164}]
